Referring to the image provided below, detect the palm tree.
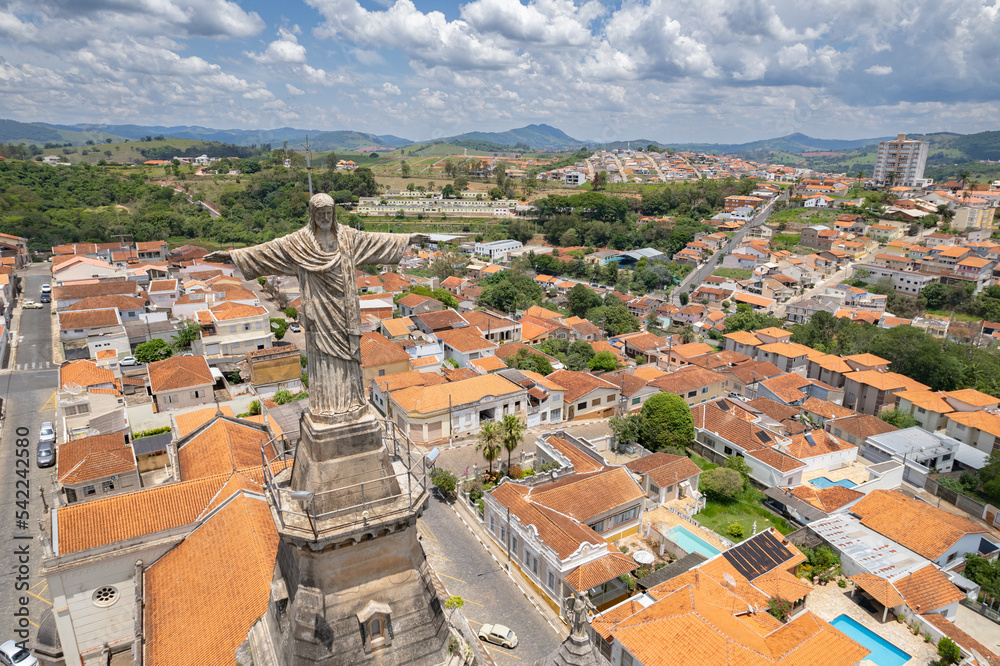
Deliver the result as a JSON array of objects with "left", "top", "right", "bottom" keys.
[
  {"left": 958, "top": 169, "right": 971, "bottom": 194},
  {"left": 477, "top": 421, "right": 502, "bottom": 477},
  {"left": 499, "top": 413, "right": 525, "bottom": 474},
  {"left": 855, "top": 170, "right": 864, "bottom": 187}
]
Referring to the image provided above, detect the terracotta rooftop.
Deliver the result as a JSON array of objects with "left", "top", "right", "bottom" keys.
[
  {"left": 65, "top": 295, "right": 147, "bottom": 312},
  {"left": 799, "top": 397, "right": 856, "bottom": 420},
  {"left": 58, "top": 308, "right": 120, "bottom": 330},
  {"left": 845, "top": 370, "right": 928, "bottom": 392},
  {"left": 397, "top": 292, "right": 436, "bottom": 308},
  {"left": 944, "top": 388, "right": 999, "bottom": 408},
  {"left": 359, "top": 331, "right": 412, "bottom": 368},
  {"left": 919, "top": 613, "right": 1000, "bottom": 666},
  {"left": 947, "top": 410, "right": 1000, "bottom": 439},
  {"left": 783, "top": 430, "right": 854, "bottom": 460},
  {"left": 723, "top": 331, "right": 763, "bottom": 346},
  {"left": 649, "top": 366, "right": 726, "bottom": 396},
  {"left": 143, "top": 490, "right": 277, "bottom": 666},
  {"left": 849, "top": 573, "right": 905, "bottom": 608},
  {"left": 894, "top": 390, "right": 955, "bottom": 414},
  {"left": 747, "top": 397, "right": 799, "bottom": 422},
  {"left": 898, "top": 564, "right": 966, "bottom": 613},
  {"left": 147, "top": 355, "right": 214, "bottom": 393},
  {"left": 60, "top": 359, "right": 115, "bottom": 389},
  {"left": 723, "top": 360, "right": 784, "bottom": 385},
  {"left": 563, "top": 550, "right": 637, "bottom": 593},
  {"left": 670, "top": 341, "right": 714, "bottom": 358},
  {"left": 391, "top": 373, "right": 523, "bottom": 413},
  {"left": 530, "top": 467, "right": 645, "bottom": 523},
  {"left": 759, "top": 373, "right": 812, "bottom": 404},
  {"left": 543, "top": 435, "right": 604, "bottom": 473},
  {"left": 177, "top": 417, "right": 276, "bottom": 481},
  {"left": 438, "top": 326, "right": 497, "bottom": 353},
  {"left": 57, "top": 432, "right": 135, "bottom": 485},
  {"left": 172, "top": 405, "right": 237, "bottom": 439},
  {"left": 412, "top": 309, "right": 466, "bottom": 331},
  {"left": 808, "top": 354, "right": 853, "bottom": 374},
  {"left": 546, "top": 369, "right": 618, "bottom": 403},
  {"left": 490, "top": 482, "right": 603, "bottom": 559},
  {"left": 373, "top": 369, "right": 448, "bottom": 394},
  {"left": 209, "top": 302, "right": 267, "bottom": 320},
  {"left": 625, "top": 452, "right": 701, "bottom": 487},
  {"left": 851, "top": 490, "right": 987, "bottom": 560},
  {"left": 792, "top": 485, "right": 864, "bottom": 513}
]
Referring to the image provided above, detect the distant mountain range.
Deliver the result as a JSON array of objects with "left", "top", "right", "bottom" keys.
[{"left": 3, "top": 118, "right": 998, "bottom": 164}]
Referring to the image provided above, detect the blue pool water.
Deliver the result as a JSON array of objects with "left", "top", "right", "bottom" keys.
[
  {"left": 830, "top": 614, "right": 911, "bottom": 666},
  {"left": 668, "top": 526, "right": 722, "bottom": 558},
  {"left": 811, "top": 477, "right": 857, "bottom": 489}
]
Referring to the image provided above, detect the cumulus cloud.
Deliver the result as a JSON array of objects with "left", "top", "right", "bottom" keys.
[
  {"left": 285, "top": 83, "right": 305, "bottom": 95},
  {"left": 246, "top": 28, "right": 307, "bottom": 64},
  {"left": 865, "top": 65, "right": 893, "bottom": 75}
]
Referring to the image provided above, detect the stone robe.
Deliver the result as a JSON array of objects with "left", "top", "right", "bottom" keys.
[{"left": 230, "top": 225, "right": 410, "bottom": 416}]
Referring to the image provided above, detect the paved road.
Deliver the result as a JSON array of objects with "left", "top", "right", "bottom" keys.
[
  {"left": 0, "top": 264, "right": 57, "bottom": 647},
  {"left": 673, "top": 191, "right": 786, "bottom": 304},
  {"left": 418, "top": 493, "right": 562, "bottom": 665}
]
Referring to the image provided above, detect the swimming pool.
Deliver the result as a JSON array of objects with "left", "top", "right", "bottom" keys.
[
  {"left": 829, "top": 614, "right": 911, "bottom": 666},
  {"left": 811, "top": 477, "right": 857, "bottom": 489},
  {"left": 667, "top": 525, "right": 722, "bottom": 558}
]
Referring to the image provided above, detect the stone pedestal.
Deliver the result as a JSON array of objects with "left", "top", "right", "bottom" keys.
[
  {"left": 534, "top": 631, "right": 610, "bottom": 666},
  {"left": 261, "top": 407, "right": 454, "bottom": 665}
]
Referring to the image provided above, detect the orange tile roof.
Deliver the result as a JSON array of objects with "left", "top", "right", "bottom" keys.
[
  {"left": 373, "top": 369, "right": 448, "bottom": 393},
  {"left": 177, "top": 418, "right": 276, "bottom": 481},
  {"left": 799, "top": 397, "right": 856, "bottom": 420},
  {"left": 469, "top": 355, "right": 507, "bottom": 373},
  {"left": 359, "top": 331, "right": 412, "bottom": 368},
  {"left": 919, "top": 613, "right": 1000, "bottom": 666},
  {"left": 60, "top": 359, "right": 116, "bottom": 389},
  {"left": 65, "top": 295, "right": 147, "bottom": 312},
  {"left": 564, "top": 550, "right": 637, "bottom": 592},
  {"left": 391, "top": 373, "right": 523, "bottom": 413},
  {"left": 828, "top": 413, "right": 898, "bottom": 440},
  {"left": 543, "top": 436, "right": 604, "bottom": 473},
  {"left": 946, "top": 410, "right": 1000, "bottom": 438},
  {"left": 57, "top": 432, "right": 135, "bottom": 484},
  {"left": 438, "top": 327, "right": 497, "bottom": 353},
  {"left": 759, "top": 373, "right": 812, "bottom": 404},
  {"left": 649, "top": 366, "right": 726, "bottom": 396},
  {"left": 529, "top": 467, "right": 645, "bottom": 523},
  {"left": 783, "top": 430, "right": 854, "bottom": 459},
  {"left": 894, "top": 390, "right": 954, "bottom": 414},
  {"left": 633, "top": 366, "right": 667, "bottom": 381},
  {"left": 944, "top": 388, "right": 999, "bottom": 408},
  {"left": 751, "top": 568, "right": 813, "bottom": 602},
  {"left": 670, "top": 341, "right": 713, "bottom": 358},
  {"left": 380, "top": 316, "right": 414, "bottom": 338},
  {"left": 757, "top": 341, "right": 822, "bottom": 359},
  {"left": 625, "top": 452, "right": 701, "bottom": 487},
  {"left": 397, "top": 292, "right": 435, "bottom": 308},
  {"left": 210, "top": 302, "right": 267, "bottom": 320},
  {"left": 898, "top": 564, "right": 966, "bottom": 613},
  {"left": 58, "top": 308, "right": 120, "bottom": 330},
  {"left": 172, "top": 405, "right": 237, "bottom": 439},
  {"left": 523, "top": 305, "right": 563, "bottom": 320},
  {"left": 490, "top": 482, "right": 603, "bottom": 558},
  {"left": 546, "top": 369, "right": 618, "bottom": 403},
  {"left": 147, "top": 355, "right": 214, "bottom": 393},
  {"left": 843, "top": 353, "right": 890, "bottom": 367},
  {"left": 723, "top": 331, "right": 763, "bottom": 346},
  {"left": 746, "top": 447, "right": 806, "bottom": 473},
  {"left": 791, "top": 485, "right": 863, "bottom": 513},
  {"left": 845, "top": 370, "right": 928, "bottom": 392},
  {"left": 851, "top": 490, "right": 986, "bottom": 560},
  {"left": 849, "top": 573, "right": 905, "bottom": 608},
  {"left": 143, "top": 491, "right": 278, "bottom": 666}
]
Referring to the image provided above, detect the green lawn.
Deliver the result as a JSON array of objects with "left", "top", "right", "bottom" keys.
[
  {"left": 689, "top": 454, "right": 718, "bottom": 471},
  {"left": 925, "top": 310, "right": 982, "bottom": 323},
  {"left": 712, "top": 268, "right": 752, "bottom": 279},
  {"left": 696, "top": 487, "right": 792, "bottom": 543}
]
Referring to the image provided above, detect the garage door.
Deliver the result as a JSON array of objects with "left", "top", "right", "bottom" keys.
[
  {"left": 427, "top": 420, "right": 442, "bottom": 442},
  {"left": 527, "top": 413, "right": 540, "bottom": 428}
]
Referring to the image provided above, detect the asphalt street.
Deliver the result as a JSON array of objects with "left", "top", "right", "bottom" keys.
[
  {"left": 418, "top": 493, "right": 562, "bottom": 665},
  {"left": 0, "top": 264, "right": 57, "bottom": 647}
]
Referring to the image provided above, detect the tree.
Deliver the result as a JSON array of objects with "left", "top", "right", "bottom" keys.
[
  {"left": 589, "top": 350, "right": 620, "bottom": 372},
  {"left": 507, "top": 348, "right": 553, "bottom": 375},
  {"left": 257, "top": 276, "right": 267, "bottom": 286},
  {"left": 476, "top": 421, "right": 502, "bottom": 476},
  {"left": 325, "top": 152, "right": 338, "bottom": 169},
  {"left": 700, "top": 467, "right": 745, "bottom": 501},
  {"left": 767, "top": 597, "right": 794, "bottom": 623},
  {"left": 567, "top": 284, "right": 601, "bottom": 318},
  {"left": 270, "top": 318, "right": 289, "bottom": 340},
  {"left": 610, "top": 412, "right": 641, "bottom": 448},
  {"left": 679, "top": 292, "right": 689, "bottom": 306},
  {"left": 400, "top": 161, "right": 412, "bottom": 178},
  {"left": 879, "top": 408, "right": 918, "bottom": 429},
  {"left": 135, "top": 338, "right": 173, "bottom": 363},
  {"left": 444, "top": 595, "right": 465, "bottom": 616},
  {"left": 639, "top": 393, "right": 694, "bottom": 453},
  {"left": 499, "top": 413, "right": 525, "bottom": 473},
  {"left": 592, "top": 171, "right": 608, "bottom": 190},
  {"left": 284, "top": 306, "right": 299, "bottom": 319},
  {"left": 724, "top": 304, "right": 784, "bottom": 333},
  {"left": 723, "top": 456, "right": 752, "bottom": 484},
  {"left": 171, "top": 321, "right": 202, "bottom": 350},
  {"left": 934, "top": 637, "right": 960, "bottom": 665},
  {"left": 430, "top": 467, "right": 458, "bottom": 497}
]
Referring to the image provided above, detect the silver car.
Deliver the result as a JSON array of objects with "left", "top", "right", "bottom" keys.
[
  {"left": 0, "top": 639, "right": 37, "bottom": 665},
  {"left": 39, "top": 422, "right": 55, "bottom": 445}
]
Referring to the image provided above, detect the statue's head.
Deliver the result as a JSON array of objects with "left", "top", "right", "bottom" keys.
[{"left": 309, "top": 193, "right": 337, "bottom": 234}]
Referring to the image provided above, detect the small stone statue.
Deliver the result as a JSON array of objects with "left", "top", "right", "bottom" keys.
[{"left": 564, "top": 591, "right": 596, "bottom": 638}]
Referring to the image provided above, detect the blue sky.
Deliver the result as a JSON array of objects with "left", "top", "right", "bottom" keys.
[{"left": 0, "top": 0, "right": 998, "bottom": 143}]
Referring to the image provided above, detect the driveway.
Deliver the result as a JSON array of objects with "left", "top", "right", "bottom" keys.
[{"left": 418, "top": 493, "right": 563, "bottom": 665}]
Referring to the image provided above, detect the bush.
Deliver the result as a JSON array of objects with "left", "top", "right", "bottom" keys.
[
  {"left": 466, "top": 481, "right": 485, "bottom": 503},
  {"left": 640, "top": 392, "right": 695, "bottom": 453},
  {"left": 937, "top": 637, "right": 961, "bottom": 665},
  {"left": 227, "top": 370, "right": 242, "bottom": 384},
  {"left": 767, "top": 597, "right": 794, "bottom": 623},
  {"left": 135, "top": 338, "right": 173, "bottom": 363},
  {"left": 960, "top": 471, "right": 979, "bottom": 492},
  {"left": 246, "top": 400, "right": 261, "bottom": 416},
  {"left": 284, "top": 306, "right": 298, "bottom": 319},
  {"left": 506, "top": 464, "right": 522, "bottom": 479},
  {"left": 133, "top": 426, "right": 171, "bottom": 439},
  {"left": 837, "top": 579, "right": 847, "bottom": 588},
  {"left": 727, "top": 521, "right": 745, "bottom": 539},
  {"left": 273, "top": 389, "right": 294, "bottom": 404},
  {"left": 619, "top": 544, "right": 629, "bottom": 554},
  {"left": 539, "top": 460, "right": 561, "bottom": 473},
  {"left": 700, "top": 467, "right": 745, "bottom": 501},
  {"left": 430, "top": 467, "right": 458, "bottom": 495}
]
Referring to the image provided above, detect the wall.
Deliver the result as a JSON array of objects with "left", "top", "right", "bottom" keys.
[{"left": 155, "top": 384, "right": 215, "bottom": 411}]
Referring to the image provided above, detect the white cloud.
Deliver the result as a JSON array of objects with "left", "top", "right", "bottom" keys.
[
  {"left": 245, "top": 27, "right": 308, "bottom": 64},
  {"left": 865, "top": 65, "right": 892, "bottom": 75},
  {"left": 285, "top": 84, "right": 305, "bottom": 95}
]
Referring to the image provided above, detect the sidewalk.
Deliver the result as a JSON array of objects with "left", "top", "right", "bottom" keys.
[{"left": 449, "top": 495, "right": 569, "bottom": 641}]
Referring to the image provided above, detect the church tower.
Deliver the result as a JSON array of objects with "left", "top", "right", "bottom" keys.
[{"left": 244, "top": 407, "right": 459, "bottom": 665}]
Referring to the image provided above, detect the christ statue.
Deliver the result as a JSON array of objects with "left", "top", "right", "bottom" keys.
[{"left": 205, "top": 193, "right": 427, "bottom": 421}]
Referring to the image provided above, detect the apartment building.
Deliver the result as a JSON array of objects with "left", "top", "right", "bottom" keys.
[{"left": 873, "top": 134, "right": 928, "bottom": 187}]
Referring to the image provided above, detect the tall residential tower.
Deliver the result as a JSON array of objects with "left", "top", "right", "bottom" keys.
[{"left": 873, "top": 133, "right": 929, "bottom": 187}]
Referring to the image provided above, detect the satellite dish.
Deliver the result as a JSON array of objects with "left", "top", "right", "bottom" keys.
[
  {"left": 550, "top": 471, "right": 558, "bottom": 479},
  {"left": 63, "top": 382, "right": 83, "bottom": 395},
  {"left": 723, "top": 573, "right": 736, "bottom": 588}
]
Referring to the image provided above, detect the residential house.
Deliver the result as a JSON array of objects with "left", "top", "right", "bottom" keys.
[
  {"left": 136, "top": 240, "right": 168, "bottom": 262},
  {"left": 397, "top": 293, "right": 443, "bottom": 317},
  {"left": 620, "top": 331, "right": 670, "bottom": 363},
  {"left": 147, "top": 279, "right": 179, "bottom": 309},
  {"left": 387, "top": 373, "right": 527, "bottom": 444},
  {"left": 664, "top": 341, "right": 714, "bottom": 368},
  {"left": 625, "top": 453, "right": 702, "bottom": 508},
  {"left": 147, "top": 355, "right": 216, "bottom": 411},
  {"left": 360, "top": 331, "right": 413, "bottom": 382},
  {"left": 717, "top": 359, "right": 784, "bottom": 399},
  {"left": 496, "top": 368, "right": 565, "bottom": 427},
  {"left": 244, "top": 345, "right": 304, "bottom": 396},
  {"left": 58, "top": 308, "right": 130, "bottom": 360},
  {"left": 722, "top": 330, "right": 763, "bottom": 357},
  {"left": 944, "top": 410, "right": 1000, "bottom": 460},
  {"left": 605, "top": 370, "right": 659, "bottom": 414},
  {"left": 861, "top": 427, "right": 959, "bottom": 479},
  {"left": 57, "top": 432, "right": 138, "bottom": 504},
  {"left": 547, "top": 370, "right": 620, "bottom": 421},
  {"left": 410, "top": 309, "right": 467, "bottom": 335},
  {"left": 65, "top": 295, "right": 147, "bottom": 323},
  {"left": 842, "top": 370, "right": 929, "bottom": 414},
  {"left": 462, "top": 310, "right": 521, "bottom": 344},
  {"left": 754, "top": 341, "right": 820, "bottom": 375},
  {"left": 484, "top": 465, "right": 645, "bottom": 610},
  {"left": 52, "top": 256, "right": 125, "bottom": 284},
  {"left": 199, "top": 303, "right": 272, "bottom": 356},
  {"left": 438, "top": 327, "right": 498, "bottom": 368},
  {"left": 649, "top": 366, "right": 728, "bottom": 407}
]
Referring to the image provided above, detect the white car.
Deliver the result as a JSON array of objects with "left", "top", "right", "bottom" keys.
[
  {"left": 0, "top": 640, "right": 37, "bottom": 665},
  {"left": 119, "top": 356, "right": 140, "bottom": 367},
  {"left": 478, "top": 624, "right": 518, "bottom": 649},
  {"left": 22, "top": 300, "right": 43, "bottom": 309},
  {"left": 40, "top": 284, "right": 51, "bottom": 294},
  {"left": 289, "top": 322, "right": 301, "bottom": 332}
]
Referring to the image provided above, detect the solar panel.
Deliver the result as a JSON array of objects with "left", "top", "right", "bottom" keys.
[
  {"left": 722, "top": 531, "right": 793, "bottom": 581},
  {"left": 755, "top": 431, "right": 772, "bottom": 444}
]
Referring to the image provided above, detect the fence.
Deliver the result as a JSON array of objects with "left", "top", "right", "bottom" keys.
[
  {"left": 922, "top": 477, "right": 988, "bottom": 520},
  {"left": 961, "top": 597, "right": 1000, "bottom": 626}
]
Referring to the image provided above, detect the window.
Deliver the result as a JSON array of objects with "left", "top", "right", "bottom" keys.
[
  {"left": 947, "top": 552, "right": 957, "bottom": 564},
  {"left": 631, "top": 397, "right": 640, "bottom": 405},
  {"left": 489, "top": 515, "right": 496, "bottom": 534},
  {"left": 956, "top": 423, "right": 967, "bottom": 431},
  {"left": 687, "top": 390, "right": 696, "bottom": 398},
  {"left": 547, "top": 571, "right": 555, "bottom": 591},
  {"left": 191, "top": 390, "right": 203, "bottom": 399},
  {"left": 917, "top": 407, "right": 926, "bottom": 414},
  {"left": 701, "top": 387, "right": 709, "bottom": 394},
  {"left": 724, "top": 446, "right": 734, "bottom": 456},
  {"left": 525, "top": 550, "right": 539, "bottom": 575},
  {"left": 230, "top": 325, "right": 237, "bottom": 333},
  {"left": 589, "top": 519, "right": 605, "bottom": 533},
  {"left": 379, "top": 369, "right": 385, "bottom": 377},
  {"left": 511, "top": 535, "right": 519, "bottom": 559},
  {"left": 621, "top": 651, "right": 635, "bottom": 666},
  {"left": 578, "top": 402, "right": 587, "bottom": 411},
  {"left": 165, "top": 394, "right": 177, "bottom": 404},
  {"left": 92, "top": 586, "right": 120, "bottom": 607},
  {"left": 942, "top": 454, "right": 952, "bottom": 461},
  {"left": 606, "top": 395, "right": 615, "bottom": 403},
  {"left": 102, "top": 480, "right": 115, "bottom": 492},
  {"left": 592, "top": 399, "right": 601, "bottom": 408},
  {"left": 649, "top": 483, "right": 660, "bottom": 496}
]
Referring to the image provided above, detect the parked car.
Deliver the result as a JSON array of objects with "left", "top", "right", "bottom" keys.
[
  {"left": 0, "top": 640, "right": 37, "bottom": 665},
  {"left": 39, "top": 293, "right": 51, "bottom": 303},
  {"left": 289, "top": 322, "right": 301, "bottom": 332},
  {"left": 40, "top": 284, "right": 51, "bottom": 294},
  {"left": 22, "top": 300, "right": 43, "bottom": 309},
  {"left": 38, "top": 422, "right": 55, "bottom": 445},
  {"left": 36, "top": 441, "right": 54, "bottom": 468},
  {"left": 478, "top": 624, "right": 518, "bottom": 649},
  {"left": 119, "top": 356, "right": 140, "bottom": 367}
]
